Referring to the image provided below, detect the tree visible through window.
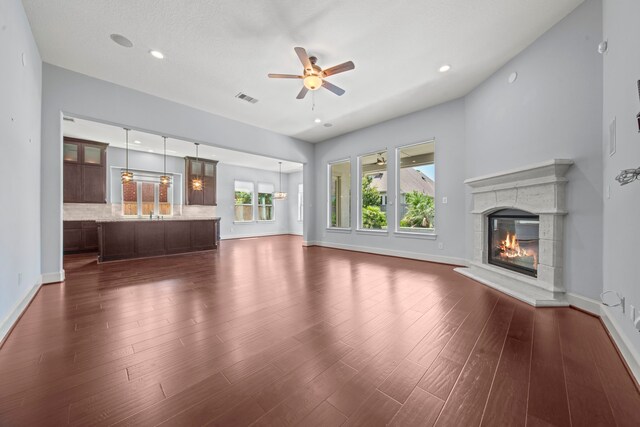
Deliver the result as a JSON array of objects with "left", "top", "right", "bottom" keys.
[
  {"left": 234, "top": 181, "right": 254, "bottom": 222},
  {"left": 258, "top": 183, "right": 274, "bottom": 221},
  {"left": 397, "top": 141, "right": 435, "bottom": 232},
  {"left": 359, "top": 151, "right": 387, "bottom": 230},
  {"left": 328, "top": 160, "right": 351, "bottom": 228}
]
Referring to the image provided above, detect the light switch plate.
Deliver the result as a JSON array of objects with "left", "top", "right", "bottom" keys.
[{"left": 442, "top": 197, "right": 448, "bottom": 204}]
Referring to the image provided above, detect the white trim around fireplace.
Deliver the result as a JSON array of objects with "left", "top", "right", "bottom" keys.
[{"left": 455, "top": 159, "right": 573, "bottom": 307}]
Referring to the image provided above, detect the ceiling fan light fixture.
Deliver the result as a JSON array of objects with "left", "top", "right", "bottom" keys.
[{"left": 303, "top": 75, "right": 322, "bottom": 90}]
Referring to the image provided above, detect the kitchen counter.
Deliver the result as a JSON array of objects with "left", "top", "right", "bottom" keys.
[
  {"left": 97, "top": 217, "right": 220, "bottom": 262},
  {"left": 94, "top": 217, "right": 220, "bottom": 223}
]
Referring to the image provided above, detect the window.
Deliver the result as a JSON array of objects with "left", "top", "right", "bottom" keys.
[
  {"left": 397, "top": 140, "right": 435, "bottom": 232},
  {"left": 297, "top": 183, "right": 304, "bottom": 222},
  {"left": 328, "top": 160, "right": 351, "bottom": 228},
  {"left": 234, "top": 180, "right": 254, "bottom": 222},
  {"left": 257, "top": 183, "right": 275, "bottom": 221},
  {"left": 122, "top": 173, "right": 174, "bottom": 217},
  {"left": 359, "top": 151, "right": 388, "bottom": 230}
]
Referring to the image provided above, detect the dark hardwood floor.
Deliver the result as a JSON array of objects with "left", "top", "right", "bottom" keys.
[{"left": 0, "top": 235, "right": 638, "bottom": 426}]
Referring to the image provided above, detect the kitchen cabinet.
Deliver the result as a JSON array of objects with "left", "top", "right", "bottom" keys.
[
  {"left": 97, "top": 218, "right": 220, "bottom": 262},
  {"left": 64, "top": 221, "right": 99, "bottom": 253},
  {"left": 63, "top": 137, "right": 107, "bottom": 203},
  {"left": 185, "top": 156, "right": 217, "bottom": 206}
]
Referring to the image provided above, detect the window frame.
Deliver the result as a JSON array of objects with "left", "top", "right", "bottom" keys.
[
  {"left": 234, "top": 180, "right": 255, "bottom": 223},
  {"left": 121, "top": 178, "right": 174, "bottom": 218},
  {"left": 257, "top": 182, "right": 275, "bottom": 222},
  {"left": 394, "top": 139, "right": 437, "bottom": 238},
  {"left": 357, "top": 149, "right": 388, "bottom": 233},
  {"left": 327, "top": 158, "right": 352, "bottom": 231}
]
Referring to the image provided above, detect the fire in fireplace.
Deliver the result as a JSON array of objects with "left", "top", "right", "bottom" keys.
[{"left": 488, "top": 209, "right": 539, "bottom": 277}]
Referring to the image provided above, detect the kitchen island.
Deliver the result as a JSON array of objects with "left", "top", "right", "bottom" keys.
[{"left": 96, "top": 217, "right": 220, "bottom": 262}]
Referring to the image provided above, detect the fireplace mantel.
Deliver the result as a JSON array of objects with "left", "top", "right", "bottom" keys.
[{"left": 455, "top": 159, "right": 573, "bottom": 307}]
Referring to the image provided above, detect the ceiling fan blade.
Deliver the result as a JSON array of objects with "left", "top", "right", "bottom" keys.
[
  {"left": 268, "top": 73, "right": 303, "bottom": 79},
  {"left": 322, "top": 80, "right": 345, "bottom": 96},
  {"left": 296, "top": 86, "right": 309, "bottom": 99},
  {"left": 294, "top": 47, "right": 312, "bottom": 71},
  {"left": 322, "top": 61, "right": 355, "bottom": 77}
]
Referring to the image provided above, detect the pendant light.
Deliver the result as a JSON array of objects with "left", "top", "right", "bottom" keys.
[
  {"left": 159, "top": 136, "right": 171, "bottom": 185},
  {"left": 191, "top": 143, "right": 203, "bottom": 191},
  {"left": 121, "top": 128, "right": 134, "bottom": 183},
  {"left": 274, "top": 161, "right": 287, "bottom": 200}
]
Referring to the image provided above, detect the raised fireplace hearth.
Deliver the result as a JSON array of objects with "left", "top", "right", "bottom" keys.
[{"left": 455, "top": 159, "right": 573, "bottom": 307}]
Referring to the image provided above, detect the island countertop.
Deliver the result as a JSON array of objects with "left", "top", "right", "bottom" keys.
[{"left": 94, "top": 217, "right": 220, "bottom": 223}]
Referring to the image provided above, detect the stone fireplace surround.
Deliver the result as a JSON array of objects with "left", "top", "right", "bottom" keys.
[{"left": 455, "top": 159, "right": 573, "bottom": 307}]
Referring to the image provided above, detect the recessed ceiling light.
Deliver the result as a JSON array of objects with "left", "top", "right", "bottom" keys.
[
  {"left": 147, "top": 149, "right": 154, "bottom": 153},
  {"left": 439, "top": 64, "right": 451, "bottom": 73},
  {"left": 314, "top": 118, "right": 322, "bottom": 124},
  {"left": 149, "top": 50, "right": 164, "bottom": 59},
  {"left": 134, "top": 140, "right": 142, "bottom": 144},
  {"left": 110, "top": 34, "right": 133, "bottom": 48}
]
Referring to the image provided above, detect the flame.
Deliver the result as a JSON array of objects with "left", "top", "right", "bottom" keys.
[{"left": 499, "top": 232, "right": 537, "bottom": 267}]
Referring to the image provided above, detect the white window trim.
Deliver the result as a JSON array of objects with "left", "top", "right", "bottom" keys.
[
  {"left": 257, "top": 182, "right": 275, "bottom": 222},
  {"left": 394, "top": 139, "right": 437, "bottom": 238},
  {"left": 121, "top": 178, "right": 174, "bottom": 218},
  {"left": 234, "top": 180, "right": 255, "bottom": 223},
  {"left": 327, "top": 158, "right": 352, "bottom": 230},
  {"left": 357, "top": 148, "right": 389, "bottom": 232}
]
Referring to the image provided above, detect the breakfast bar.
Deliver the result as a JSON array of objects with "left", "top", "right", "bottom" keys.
[{"left": 96, "top": 217, "right": 220, "bottom": 262}]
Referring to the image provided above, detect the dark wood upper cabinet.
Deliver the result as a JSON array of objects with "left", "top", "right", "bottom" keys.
[
  {"left": 185, "top": 156, "right": 217, "bottom": 206},
  {"left": 63, "top": 137, "right": 108, "bottom": 204}
]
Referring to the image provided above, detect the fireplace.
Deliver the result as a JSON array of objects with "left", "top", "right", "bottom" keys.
[
  {"left": 455, "top": 159, "right": 573, "bottom": 307},
  {"left": 488, "top": 209, "right": 539, "bottom": 277}
]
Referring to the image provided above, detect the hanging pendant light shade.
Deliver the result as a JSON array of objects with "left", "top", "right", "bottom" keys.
[
  {"left": 159, "top": 136, "right": 171, "bottom": 185},
  {"left": 274, "top": 161, "right": 287, "bottom": 200},
  {"left": 121, "top": 128, "right": 134, "bottom": 183},
  {"left": 191, "top": 143, "right": 203, "bottom": 191}
]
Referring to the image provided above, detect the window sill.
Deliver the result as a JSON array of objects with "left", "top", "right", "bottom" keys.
[
  {"left": 356, "top": 228, "right": 389, "bottom": 235},
  {"left": 257, "top": 220, "right": 275, "bottom": 223},
  {"left": 326, "top": 227, "right": 352, "bottom": 233},
  {"left": 394, "top": 230, "right": 438, "bottom": 240},
  {"left": 233, "top": 220, "right": 255, "bottom": 224}
]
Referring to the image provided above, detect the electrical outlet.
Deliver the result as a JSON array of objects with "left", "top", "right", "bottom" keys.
[
  {"left": 438, "top": 242, "right": 444, "bottom": 250},
  {"left": 629, "top": 305, "right": 636, "bottom": 322},
  {"left": 442, "top": 196, "right": 448, "bottom": 204}
]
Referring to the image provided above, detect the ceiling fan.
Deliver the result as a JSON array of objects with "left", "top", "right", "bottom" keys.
[{"left": 268, "top": 47, "right": 355, "bottom": 99}]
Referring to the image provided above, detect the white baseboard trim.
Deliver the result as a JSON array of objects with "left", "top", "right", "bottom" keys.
[
  {"left": 600, "top": 306, "right": 640, "bottom": 385},
  {"left": 41, "top": 270, "right": 65, "bottom": 284},
  {"left": 221, "top": 232, "right": 293, "bottom": 240},
  {"left": 566, "top": 292, "right": 601, "bottom": 315},
  {"left": 310, "top": 240, "right": 467, "bottom": 266},
  {"left": 0, "top": 282, "right": 42, "bottom": 345},
  {"left": 302, "top": 240, "right": 316, "bottom": 247}
]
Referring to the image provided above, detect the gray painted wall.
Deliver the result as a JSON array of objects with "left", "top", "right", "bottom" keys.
[
  {"left": 217, "top": 163, "right": 295, "bottom": 239},
  {"left": 0, "top": 0, "right": 42, "bottom": 338},
  {"left": 41, "top": 64, "right": 315, "bottom": 280},
  {"left": 465, "top": 0, "right": 603, "bottom": 299},
  {"left": 313, "top": 98, "right": 467, "bottom": 264},
  {"left": 602, "top": 0, "right": 640, "bottom": 355}
]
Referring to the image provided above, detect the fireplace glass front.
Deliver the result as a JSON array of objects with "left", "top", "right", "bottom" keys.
[{"left": 488, "top": 209, "right": 539, "bottom": 277}]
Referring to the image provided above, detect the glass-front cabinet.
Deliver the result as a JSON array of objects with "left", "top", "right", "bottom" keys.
[{"left": 63, "top": 137, "right": 107, "bottom": 203}]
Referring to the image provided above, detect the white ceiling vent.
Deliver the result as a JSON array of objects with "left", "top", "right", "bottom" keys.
[
  {"left": 235, "top": 92, "right": 259, "bottom": 104},
  {"left": 63, "top": 117, "right": 75, "bottom": 122}
]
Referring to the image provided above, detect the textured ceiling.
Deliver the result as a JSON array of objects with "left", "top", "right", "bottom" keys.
[{"left": 23, "top": 0, "right": 583, "bottom": 142}]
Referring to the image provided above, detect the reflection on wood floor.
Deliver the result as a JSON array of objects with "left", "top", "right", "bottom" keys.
[{"left": 0, "top": 235, "right": 638, "bottom": 426}]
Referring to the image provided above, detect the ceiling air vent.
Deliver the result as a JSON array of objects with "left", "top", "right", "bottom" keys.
[
  {"left": 235, "top": 92, "right": 259, "bottom": 104},
  {"left": 63, "top": 117, "right": 75, "bottom": 123}
]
